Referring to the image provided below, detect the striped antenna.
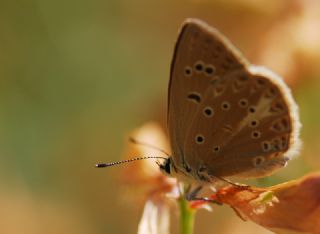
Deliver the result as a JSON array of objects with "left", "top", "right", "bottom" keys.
[{"left": 95, "top": 156, "right": 168, "bottom": 168}]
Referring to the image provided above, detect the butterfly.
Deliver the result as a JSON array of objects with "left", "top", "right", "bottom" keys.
[{"left": 158, "top": 18, "right": 301, "bottom": 185}]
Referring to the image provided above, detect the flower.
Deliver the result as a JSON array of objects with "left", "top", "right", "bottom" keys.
[
  {"left": 119, "top": 122, "right": 179, "bottom": 234},
  {"left": 119, "top": 122, "right": 320, "bottom": 234},
  {"left": 193, "top": 173, "right": 320, "bottom": 233}
]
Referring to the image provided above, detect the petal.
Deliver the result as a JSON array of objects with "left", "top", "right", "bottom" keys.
[
  {"left": 119, "top": 122, "right": 177, "bottom": 204},
  {"left": 138, "top": 199, "right": 170, "bottom": 234},
  {"left": 216, "top": 173, "right": 320, "bottom": 233},
  {"left": 120, "top": 122, "right": 170, "bottom": 184}
]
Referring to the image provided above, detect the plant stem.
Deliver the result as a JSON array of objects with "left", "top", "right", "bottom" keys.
[{"left": 179, "top": 196, "right": 195, "bottom": 234}]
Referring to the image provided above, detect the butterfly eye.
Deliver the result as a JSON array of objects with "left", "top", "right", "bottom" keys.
[
  {"left": 159, "top": 158, "right": 172, "bottom": 175},
  {"left": 163, "top": 161, "right": 171, "bottom": 174},
  {"left": 195, "top": 134, "right": 205, "bottom": 144},
  {"left": 253, "top": 156, "right": 265, "bottom": 167}
]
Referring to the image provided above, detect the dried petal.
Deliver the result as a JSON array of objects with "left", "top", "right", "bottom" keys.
[{"left": 214, "top": 173, "right": 320, "bottom": 233}]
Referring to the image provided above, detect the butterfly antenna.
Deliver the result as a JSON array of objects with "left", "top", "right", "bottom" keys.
[
  {"left": 95, "top": 156, "right": 168, "bottom": 168},
  {"left": 129, "top": 137, "right": 171, "bottom": 156}
]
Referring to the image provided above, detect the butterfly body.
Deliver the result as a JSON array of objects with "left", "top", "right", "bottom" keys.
[{"left": 160, "top": 19, "right": 301, "bottom": 183}]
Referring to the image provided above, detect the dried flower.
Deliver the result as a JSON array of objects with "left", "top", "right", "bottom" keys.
[{"left": 193, "top": 173, "right": 320, "bottom": 233}]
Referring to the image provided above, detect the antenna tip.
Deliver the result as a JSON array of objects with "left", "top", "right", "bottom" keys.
[{"left": 95, "top": 163, "right": 107, "bottom": 168}]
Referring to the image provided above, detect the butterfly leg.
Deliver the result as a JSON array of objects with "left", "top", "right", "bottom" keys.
[
  {"left": 230, "top": 206, "right": 247, "bottom": 221},
  {"left": 185, "top": 185, "right": 222, "bottom": 205},
  {"left": 190, "top": 197, "right": 223, "bottom": 205},
  {"left": 185, "top": 185, "right": 203, "bottom": 200},
  {"left": 208, "top": 174, "right": 251, "bottom": 189}
]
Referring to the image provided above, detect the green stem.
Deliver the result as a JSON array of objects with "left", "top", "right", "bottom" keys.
[{"left": 179, "top": 196, "right": 195, "bottom": 234}]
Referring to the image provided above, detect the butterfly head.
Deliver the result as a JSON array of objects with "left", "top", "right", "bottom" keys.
[
  {"left": 158, "top": 157, "right": 206, "bottom": 183},
  {"left": 158, "top": 157, "right": 178, "bottom": 177}
]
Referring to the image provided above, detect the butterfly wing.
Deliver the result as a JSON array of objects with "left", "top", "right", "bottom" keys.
[
  {"left": 184, "top": 66, "right": 301, "bottom": 178},
  {"left": 168, "top": 19, "right": 248, "bottom": 170}
]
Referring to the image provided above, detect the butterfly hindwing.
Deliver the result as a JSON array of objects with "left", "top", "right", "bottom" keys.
[{"left": 184, "top": 67, "right": 300, "bottom": 178}]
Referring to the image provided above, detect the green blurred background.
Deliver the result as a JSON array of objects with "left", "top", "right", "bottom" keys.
[{"left": 1, "top": 0, "right": 320, "bottom": 233}]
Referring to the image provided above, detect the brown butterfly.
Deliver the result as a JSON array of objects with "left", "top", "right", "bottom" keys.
[
  {"left": 158, "top": 18, "right": 301, "bottom": 184},
  {"left": 97, "top": 18, "right": 301, "bottom": 189}
]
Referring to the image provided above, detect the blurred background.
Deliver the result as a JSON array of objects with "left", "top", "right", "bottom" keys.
[{"left": 1, "top": 0, "right": 320, "bottom": 233}]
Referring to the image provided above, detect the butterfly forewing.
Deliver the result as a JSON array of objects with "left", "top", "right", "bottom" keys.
[
  {"left": 168, "top": 19, "right": 248, "bottom": 169},
  {"left": 168, "top": 18, "right": 301, "bottom": 181}
]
